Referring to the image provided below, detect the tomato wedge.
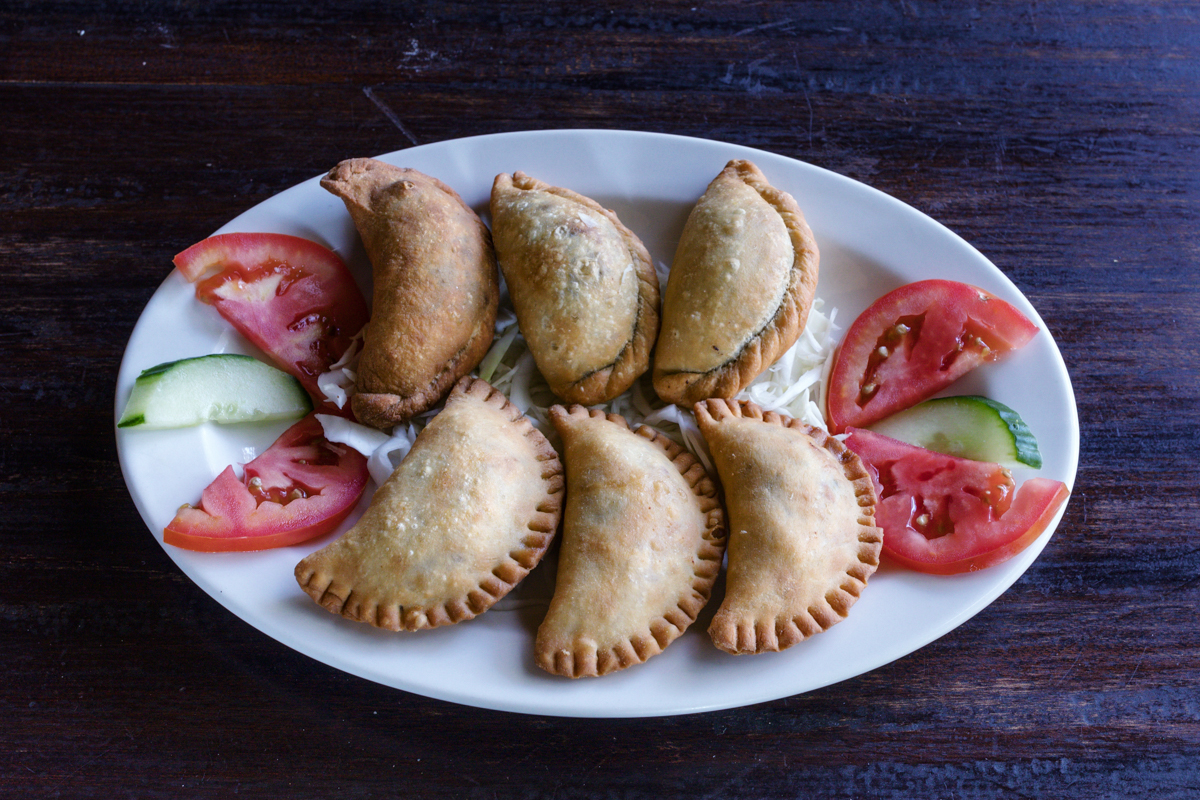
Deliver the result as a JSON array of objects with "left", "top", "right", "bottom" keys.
[
  {"left": 844, "top": 428, "right": 1069, "bottom": 574},
  {"left": 174, "top": 233, "right": 369, "bottom": 400},
  {"left": 827, "top": 280, "right": 1039, "bottom": 433},
  {"left": 164, "top": 414, "right": 368, "bottom": 552}
]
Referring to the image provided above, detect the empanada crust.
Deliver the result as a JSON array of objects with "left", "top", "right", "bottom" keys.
[
  {"left": 536, "top": 406, "right": 726, "bottom": 677},
  {"left": 322, "top": 159, "right": 499, "bottom": 428},
  {"left": 694, "top": 399, "right": 882, "bottom": 655},
  {"left": 294, "top": 377, "right": 563, "bottom": 631},
  {"left": 490, "top": 172, "right": 659, "bottom": 404},
  {"left": 654, "top": 160, "right": 819, "bottom": 405}
]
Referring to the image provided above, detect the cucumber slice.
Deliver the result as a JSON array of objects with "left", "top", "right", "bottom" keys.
[
  {"left": 867, "top": 395, "right": 1042, "bottom": 468},
  {"left": 118, "top": 354, "right": 312, "bottom": 429}
]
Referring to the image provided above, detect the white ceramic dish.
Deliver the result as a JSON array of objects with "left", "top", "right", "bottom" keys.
[{"left": 115, "top": 130, "right": 1079, "bottom": 717}]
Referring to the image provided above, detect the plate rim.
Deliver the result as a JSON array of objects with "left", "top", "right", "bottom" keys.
[{"left": 115, "top": 128, "right": 1079, "bottom": 717}]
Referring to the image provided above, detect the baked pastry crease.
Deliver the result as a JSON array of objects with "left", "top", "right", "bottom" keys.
[
  {"left": 490, "top": 172, "right": 659, "bottom": 404},
  {"left": 294, "top": 377, "right": 563, "bottom": 631},
  {"left": 694, "top": 399, "right": 881, "bottom": 654},
  {"left": 536, "top": 406, "right": 726, "bottom": 677},
  {"left": 654, "top": 159, "right": 819, "bottom": 405},
  {"left": 322, "top": 158, "right": 499, "bottom": 429}
]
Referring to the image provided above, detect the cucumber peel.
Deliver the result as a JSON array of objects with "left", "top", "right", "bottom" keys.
[
  {"left": 118, "top": 354, "right": 312, "bottom": 429},
  {"left": 868, "top": 395, "right": 1042, "bottom": 468}
]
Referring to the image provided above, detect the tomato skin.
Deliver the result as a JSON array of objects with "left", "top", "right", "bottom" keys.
[
  {"left": 173, "top": 233, "right": 369, "bottom": 400},
  {"left": 164, "top": 415, "right": 368, "bottom": 552},
  {"left": 844, "top": 428, "right": 1069, "bottom": 575},
  {"left": 827, "top": 280, "right": 1039, "bottom": 433}
]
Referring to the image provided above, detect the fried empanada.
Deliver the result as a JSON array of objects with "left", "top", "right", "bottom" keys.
[
  {"left": 490, "top": 172, "right": 659, "bottom": 404},
  {"left": 295, "top": 377, "right": 563, "bottom": 631},
  {"left": 694, "top": 399, "right": 881, "bottom": 654},
  {"left": 654, "top": 160, "right": 819, "bottom": 405},
  {"left": 536, "top": 405, "right": 726, "bottom": 677},
  {"left": 322, "top": 158, "right": 499, "bottom": 429}
]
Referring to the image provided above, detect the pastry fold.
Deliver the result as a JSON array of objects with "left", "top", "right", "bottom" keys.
[
  {"left": 535, "top": 406, "right": 726, "bottom": 677},
  {"left": 322, "top": 158, "right": 499, "bottom": 428},
  {"left": 490, "top": 172, "right": 659, "bottom": 404},
  {"left": 694, "top": 399, "right": 881, "bottom": 654},
  {"left": 654, "top": 160, "right": 819, "bottom": 405},
  {"left": 295, "top": 377, "right": 563, "bottom": 631}
]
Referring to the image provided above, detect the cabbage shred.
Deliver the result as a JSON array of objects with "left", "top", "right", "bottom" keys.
[
  {"left": 462, "top": 297, "right": 838, "bottom": 476},
  {"left": 318, "top": 292, "right": 839, "bottom": 487}
]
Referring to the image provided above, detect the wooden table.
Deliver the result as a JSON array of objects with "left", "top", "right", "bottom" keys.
[{"left": 6, "top": 2, "right": 1197, "bottom": 796}]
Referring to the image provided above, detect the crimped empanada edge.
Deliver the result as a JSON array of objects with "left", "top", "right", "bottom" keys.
[
  {"left": 538, "top": 406, "right": 728, "bottom": 677},
  {"left": 295, "top": 376, "right": 564, "bottom": 633},
  {"left": 492, "top": 172, "right": 661, "bottom": 406},
  {"left": 695, "top": 398, "right": 883, "bottom": 656},
  {"left": 653, "top": 159, "right": 820, "bottom": 406}
]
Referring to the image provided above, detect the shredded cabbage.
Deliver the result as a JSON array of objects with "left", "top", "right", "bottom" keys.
[
  {"left": 739, "top": 301, "right": 839, "bottom": 429},
  {"left": 315, "top": 254, "right": 840, "bottom": 497},
  {"left": 468, "top": 296, "right": 839, "bottom": 473},
  {"left": 315, "top": 298, "right": 840, "bottom": 489},
  {"left": 315, "top": 328, "right": 364, "bottom": 409},
  {"left": 315, "top": 413, "right": 390, "bottom": 454},
  {"left": 477, "top": 322, "right": 520, "bottom": 383},
  {"left": 365, "top": 423, "right": 419, "bottom": 487}
]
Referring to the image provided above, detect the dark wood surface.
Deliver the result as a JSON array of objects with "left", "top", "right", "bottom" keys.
[{"left": 4, "top": 2, "right": 1198, "bottom": 797}]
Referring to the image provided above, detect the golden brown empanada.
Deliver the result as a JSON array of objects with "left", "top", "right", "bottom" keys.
[
  {"left": 490, "top": 172, "right": 660, "bottom": 404},
  {"left": 322, "top": 158, "right": 499, "bottom": 429},
  {"left": 654, "top": 160, "right": 819, "bottom": 406},
  {"left": 536, "top": 405, "right": 726, "bottom": 677},
  {"left": 694, "top": 399, "right": 881, "bottom": 655},
  {"left": 295, "top": 377, "right": 563, "bottom": 631}
]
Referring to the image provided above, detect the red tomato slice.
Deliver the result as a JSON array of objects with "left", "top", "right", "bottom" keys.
[
  {"left": 164, "top": 415, "right": 368, "bottom": 552},
  {"left": 174, "top": 233, "right": 369, "bottom": 399},
  {"left": 844, "top": 428, "right": 1069, "bottom": 575},
  {"left": 827, "top": 280, "right": 1039, "bottom": 433}
]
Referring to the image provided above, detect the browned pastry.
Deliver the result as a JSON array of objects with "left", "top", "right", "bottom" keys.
[
  {"left": 694, "top": 399, "right": 881, "bottom": 655},
  {"left": 535, "top": 405, "right": 726, "bottom": 677},
  {"left": 294, "top": 377, "right": 563, "bottom": 631},
  {"left": 490, "top": 172, "right": 660, "bottom": 404},
  {"left": 653, "top": 159, "right": 819, "bottom": 406},
  {"left": 322, "top": 158, "right": 499, "bottom": 428}
]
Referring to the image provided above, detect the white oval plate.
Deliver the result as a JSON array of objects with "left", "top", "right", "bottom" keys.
[{"left": 116, "top": 130, "right": 1078, "bottom": 717}]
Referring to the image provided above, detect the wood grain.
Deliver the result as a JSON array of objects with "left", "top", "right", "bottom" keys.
[{"left": 2, "top": 1, "right": 1197, "bottom": 797}]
